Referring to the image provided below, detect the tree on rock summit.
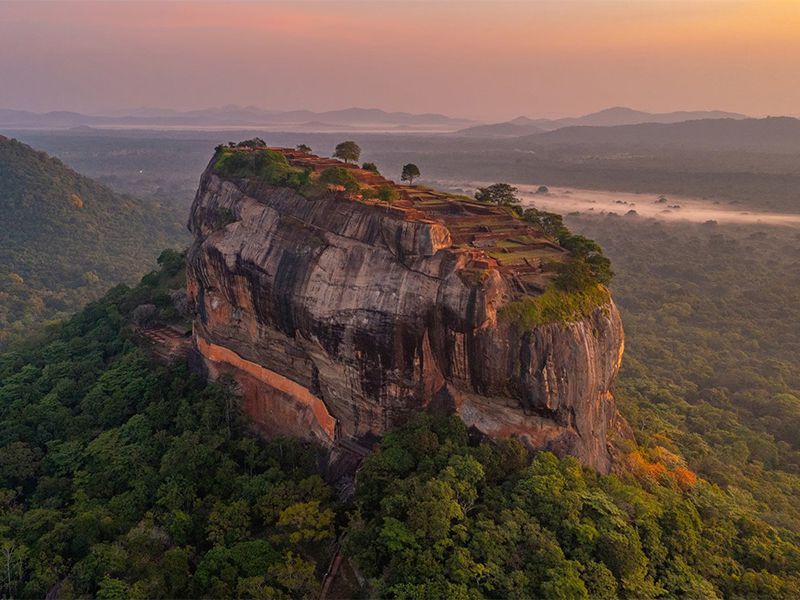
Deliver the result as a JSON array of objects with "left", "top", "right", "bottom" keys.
[
  {"left": 401, "top": 163, "right": 421, "bottom": 185},
  {"left": 333, "top": 141, "right": 361, "bottom": 164},
  {"left": 475, "top": 182, "right": 520, "bottom": 206}
]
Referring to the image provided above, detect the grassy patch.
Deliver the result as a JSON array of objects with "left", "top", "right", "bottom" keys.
[
  {"left": 488, "top": 247, "right": 567, "bottom": 265},
  {"left": 494, "top": 239, "right": 523, "bottom": 249},
  {"left": 499, "top": 284, "right": 610, "bottom": 328}
]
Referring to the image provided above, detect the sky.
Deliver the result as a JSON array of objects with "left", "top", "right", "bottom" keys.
[{"left": 1, "top": 0, "right": 799, "bottom": 120}]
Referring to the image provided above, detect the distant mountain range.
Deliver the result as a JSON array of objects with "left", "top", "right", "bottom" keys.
[
  {"left": 7, "top": 105, "right": 794, "bottom": 152},
  {"left": 456, "top": 107, "right": 749, "bottom": 137},
  {"left": 519, "top": 116, "right": 800, "bottom": 151},
  {"left": 1, "top": 105, "right": 762, "bottom": 135},
  {"left": 0, "top": 106, "right": 474, "bottom": 131},
  {"left": 454, "top": 117, "right": 546, "bottom": 138}
]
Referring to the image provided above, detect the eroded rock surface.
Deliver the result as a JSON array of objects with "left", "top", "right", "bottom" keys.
[{"left": 187, "top": 150, "right": 626, "bottom": 472}]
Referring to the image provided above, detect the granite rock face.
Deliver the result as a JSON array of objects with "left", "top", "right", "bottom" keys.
[{"left": 187, "top": 156, "right": 626, "bottom": 472}]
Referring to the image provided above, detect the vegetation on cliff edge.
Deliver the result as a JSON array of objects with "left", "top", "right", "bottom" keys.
[
  {"left": 473, "top": 182, "right": 613, "bottom": 296},
  {"left": 499, "top": 284, "right": 611, "bottom": 328},
  {"left": 499, "top": 204, "right": 614, "bottom": 327},
  {"left": 212, "top": 146, "right": 311, "bottom": 192}
]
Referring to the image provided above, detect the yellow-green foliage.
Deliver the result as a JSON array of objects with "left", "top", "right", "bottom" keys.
[
  {"left": 347, "top": 414, "right": 800, "bottom": 599},
  {"left": 500, "top": 284, "right": 610, "bottom": 328},
  {"left": 316, "top": 166, "right": 360, "bottom": 193},
  {"left": 213, "top": 148, "right": 309, "bottom": 190}
]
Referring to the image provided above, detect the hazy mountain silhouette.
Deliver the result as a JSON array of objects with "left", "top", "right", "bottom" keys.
[
  {"left": 518, "top": 117, "right": 800, "bottom": 151},
  {"left": 455, "top": 117, "right": 545, "bottom": 137},
  {"left": 0, "top": 106, "right": 473, "bottom": 130},
  {"left": 457, "top": 106, "right": 749, "bottom": 136}
]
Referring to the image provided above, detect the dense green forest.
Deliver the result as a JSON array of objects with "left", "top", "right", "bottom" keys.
[
  {"left": 573, "top": 216, "right": 800, "bottom": 532},
  {"left": 0, "top": 251, "right": 798, "bottom": 598},
  {"left": 0, "top": 253, "right": 337, "bottom": 599},
  {"left": 0, "top": 136, "right": 188, "bottom": 347},
  {"left": 2, "top": 131, "right": 799, "bottom": 597},
  {"left": 348, "top": 415, "right": 799, "bottom": 598}
]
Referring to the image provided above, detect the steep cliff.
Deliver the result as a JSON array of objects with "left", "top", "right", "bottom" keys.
[{"left": 187, "top": 146, "right": 626, "bottom": 472}]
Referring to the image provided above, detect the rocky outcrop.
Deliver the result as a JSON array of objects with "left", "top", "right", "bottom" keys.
[{"left": 187, "top": 150, "right": 626, "bottom": 472}]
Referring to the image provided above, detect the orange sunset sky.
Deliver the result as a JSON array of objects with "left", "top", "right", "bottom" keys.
[{"left": 1, "top": 0, "right": 799, "bottom": 119}]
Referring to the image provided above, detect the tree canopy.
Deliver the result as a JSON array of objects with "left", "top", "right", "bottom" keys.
[
  {"left": 376, "top": 185, "right": 399, "bottom": 204},
  {"left": 475, "top": 182, "right": 520, "bottom": 206},
  {"left": 401, "top": 163, "right": 421, "bottom": 185},
  {"left": 0, "top": 254, "right": 336, "bottom": 599},
  {"left": 235, "top": 138, "right": 267, "bottom": 148},
  {"left": 346, "top": 414, "right": 800, "bottom": 599},
  {"left": 333, "top": 141, "right": 361, "bottom": 164},
  {"left": 317, "top": 167, "right": 360, "bottom": 194},
  {"left": 213, "top": 147, "right": 310, "bottom": 192},
  {"left": 0, "top": 137, "right": 187, "bottom": 348}
]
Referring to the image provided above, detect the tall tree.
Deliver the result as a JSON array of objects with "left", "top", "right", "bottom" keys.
[
  {"left": 401, "top": 163, "right": 421, "bottom": 185},
  {"left": 333, "top": 141, "right": 361, "bottom": 164}
]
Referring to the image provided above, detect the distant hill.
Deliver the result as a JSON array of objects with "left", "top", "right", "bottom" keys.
[
  {"left": 0, "top": 109, "right": 102, "bottom": 129},
  {"left": 533, "top": 106, "right": 748, "bottom": 130},
  {"left": 0, "top": 135, "right": 187, "bottom": 344},
  {"left": 519, "top": 116, "right": 800, "bottom": 151},
  {"left": 0, "top": 106, "right": 473, "bottom": 131},
  {"left": 458, "top": 106, "right": 749, "bottom": 136},
  {"left": 455, "top": 118, "right": 545, "bottom": 137}
]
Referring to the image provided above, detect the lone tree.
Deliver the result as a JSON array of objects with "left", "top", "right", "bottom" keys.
[
  {"left": 333, "top": 141, "right": 361, "bottom": 164},
  {"left": 296, "top": 144, "right": 312, "bottom": 154},
  {"left": 401, "top": 163, "right": 421, "bottom": 185},
  {"left": 474, "top": 183, "right": 519, "bottom": 206}
]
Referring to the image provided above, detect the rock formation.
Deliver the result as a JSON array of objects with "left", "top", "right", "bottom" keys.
[{"left": 187, "top": 147, "right": 626, "bottom": 472}]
